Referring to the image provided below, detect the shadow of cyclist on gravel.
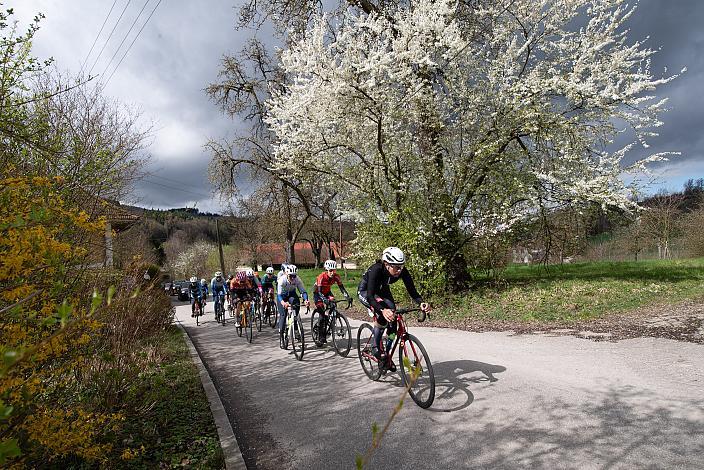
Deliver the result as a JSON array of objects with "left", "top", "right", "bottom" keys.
[{"left": 428, "top": 359, "right": 506, "bottom": 412}]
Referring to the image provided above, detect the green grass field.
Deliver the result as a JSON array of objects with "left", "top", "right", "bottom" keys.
[
  {"left": 300, "top": 259, "right": 704, "bottom": 324},
  {"left": 296, "top": 267, "right": 362, "bottom": 297},
  {"left": 441, "top": 258, "right": 704, "bottom": 323},
  {"left": 299, "top": 258, "right": 704, "bottom": 323}
]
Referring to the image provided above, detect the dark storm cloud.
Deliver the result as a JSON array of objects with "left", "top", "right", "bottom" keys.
[{"left": 620, "top": 0, "right": 704, "bottom": 190}]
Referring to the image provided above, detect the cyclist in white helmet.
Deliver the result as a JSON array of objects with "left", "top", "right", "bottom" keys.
[
  {"left": 188, "top": 276, "right": 204, "bottom": 317},
  {"left": 276, "top": 264, "right": 309, "bottom": 337},
  {"left": 357, "top": 247, "right": 431, "bottom": 371},
  {"left": 313, "top": 260, "right": 350, "bottom": 342},
  {"left": 211, "top": 271, "right": 227, "bottom": 320},
  {"left": 261, "top": 266, "right": 277, "bottom": 302}
]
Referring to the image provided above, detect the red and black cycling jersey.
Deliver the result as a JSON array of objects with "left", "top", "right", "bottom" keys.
[
  {"left": 229, "top": 278, "right": 253, "bottom": 291},
  {"left": 314, "top": 272, "right": 348, "bottom": 296},
  {"left": 358, "top": 260, "right": 422, "bottom": 312}
]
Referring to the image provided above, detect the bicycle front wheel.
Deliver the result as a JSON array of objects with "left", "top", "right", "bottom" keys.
[
  {"left": 246, "top": 308, "right": 254, "bottom": 343},
  {"left": 292, "top": 317, "right": 305, "bottom": 361},
  {"left": 267, "top": 302, "right": 277, "bottom": 328},
  {"left": 310, "top": 311, "right": 322, "bottom": 346},
  {"left": 331, "top": 313, "right": 352, "bottom": 357},
  {"left": 399, "top": 334, "right": 435, "bottom": 409},
  {"left": 236, "top": 307, "right": 243, "bottom": 337},
  {"left": 357, "top": 323, "right": 381, "bottom": 381}
]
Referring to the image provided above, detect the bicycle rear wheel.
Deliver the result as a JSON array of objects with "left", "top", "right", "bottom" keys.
[
  {"left": 331, "top": 312, "right": 352, "bottom": 357},
  {"left": 255, "top": 302, "right": 263, "bottom": 332},
  {"left": 357, "top": 323, "right": 381, "bottom": 380},
  {"left": 292, "top": 316, "right": 305, "bottom": 361},
  {"left": 267, "top": 302, "right": 277, "bottom": 328},
  {"left": 398, "top": 334, "right": 435, "bottom": 409},
  {"left": 195, "top": 303, "right": 200, "bottom": 326}
]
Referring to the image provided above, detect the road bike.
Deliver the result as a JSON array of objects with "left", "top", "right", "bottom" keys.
[
  {"left": 357, "top": 307, "right": 435, "bottom": 409},
  {"left": 252, "top": 291, "right": 263, "bottom": 333},
  {"left": 194, "top": 298, "right": 204, "bottom": 326},
  {"left": 214, "top": 293, "right": 226, "bottom": 325},
  {"left": 234, "top": 296, "right": 255, "bottom": 342},
  {"left": 311, "top": 297, "right": 353, "bottom": 357},
  {"left": 280, "top": 297, "right": 306, "bottom": 361},
  {"left": 262, "top": 289, "right": 278, "bottom": 328}
]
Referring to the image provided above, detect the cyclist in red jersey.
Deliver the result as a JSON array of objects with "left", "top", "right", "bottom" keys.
[
  {"left": 313, "top": 260, "right": 350, "bottom": 343},
  {"left": 230, "top": 271, "right": 253, "bottom": 328}
]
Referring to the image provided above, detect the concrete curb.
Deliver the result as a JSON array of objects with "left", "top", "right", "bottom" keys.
[{"left": 176, "top": 323, "right": 247, "bottom": 470}]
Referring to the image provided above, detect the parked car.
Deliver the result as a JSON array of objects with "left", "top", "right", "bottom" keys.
[
  {"left": 178, "top": 283, "right": 190, "bottom": 301},
  {"left": 167, "top": 280, "right": 184, "bottom": 297}
]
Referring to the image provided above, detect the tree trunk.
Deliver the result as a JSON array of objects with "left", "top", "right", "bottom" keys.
[{"left": 417, "top": 90, "right": 470, "bottom": 291}]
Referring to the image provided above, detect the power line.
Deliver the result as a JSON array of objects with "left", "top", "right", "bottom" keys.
[
  {"left": 141, "top": 178, "right": 212, "bottom": 199},
  {"left": 98, "top": 0, "right": 152, "bottom": 81},
  {"left": 87, "top": 0, "right": 133, "bottom": 77},
  {"left": 80, "top": 0, "right": 119, "bottom": 76},
  {"left": 145, "top": 171, "right": 212, "bottom": 193},
  {"left": 103, "top": 0, "right": 162, "bottom": 88}
]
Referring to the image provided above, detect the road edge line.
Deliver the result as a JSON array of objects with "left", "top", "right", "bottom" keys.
[{"left": 176, "top": 323, "right": 247, "bottom": 470}]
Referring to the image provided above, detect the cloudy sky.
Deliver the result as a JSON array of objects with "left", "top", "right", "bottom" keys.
[{"left": 15, "top": 0, "right": 704, "bottom": 213}]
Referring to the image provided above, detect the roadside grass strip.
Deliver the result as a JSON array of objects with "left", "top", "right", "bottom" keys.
[
  {"left": 439, "top": 258, "right": 704, "bottom": 323},
  {"left": 114, "top": 325, "right": 224, "bottom": 469}
]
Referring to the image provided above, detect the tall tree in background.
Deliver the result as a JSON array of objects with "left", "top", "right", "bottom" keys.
[
  {"left": 266, "top": 0, "right": 681, "bottom": 290},
  {"left": 206, "top": 40, "right": 314, "bottom": 263}
]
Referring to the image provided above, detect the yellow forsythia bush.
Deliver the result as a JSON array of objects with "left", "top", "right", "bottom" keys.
[{"left": 0, "top": 175, "right": 123, "bottom": 467}]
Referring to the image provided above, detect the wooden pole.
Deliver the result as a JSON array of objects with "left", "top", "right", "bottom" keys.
[{"left": 216, "top": 218, "right": 226, "bottom": 275}]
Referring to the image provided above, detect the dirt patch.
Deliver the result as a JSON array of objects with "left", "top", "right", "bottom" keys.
[{"left": 347, "top": 300, "right": 704, "bottom": 343}]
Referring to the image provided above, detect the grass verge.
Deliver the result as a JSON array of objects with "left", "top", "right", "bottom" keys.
[
  {"left": 438, "top": 258, "right": 704, "bottom": 323},
  {"left": 112, "top": 325, "right": 224, "bottom": 469}
]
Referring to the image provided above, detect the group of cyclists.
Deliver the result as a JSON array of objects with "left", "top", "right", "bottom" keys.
[{"left": 185, "top": 246, "right": 432, "bottom": 367}]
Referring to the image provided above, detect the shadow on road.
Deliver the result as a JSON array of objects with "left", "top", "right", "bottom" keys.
[{"left": 428, "top": 360, "right": 506, "bottom": 412}]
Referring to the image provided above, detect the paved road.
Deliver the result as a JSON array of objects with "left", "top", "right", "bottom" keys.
[{"left": 176, "top": 302, "right": 704, "bottom": 469}]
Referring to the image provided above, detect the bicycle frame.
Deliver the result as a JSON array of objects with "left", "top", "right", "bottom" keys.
[
  {"left": 214, "top": 293, "right": 225, "bottom": 313},
  {"left": 237, "top": 299, "right": 252, "bottom": 326},
  {"left": 361, "top": 308, "right": 419, "bottom": 367},
  {"left": 381, "top": 312, "right": 409, "bottom": 365}
]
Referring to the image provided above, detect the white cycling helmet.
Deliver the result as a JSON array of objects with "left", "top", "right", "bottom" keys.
[
  {"left": 214, "top": 271, "right": 222, "bottom": 278},
  {"left": 266, "top": 267, "right": 274, "bottom": 274},
  {"left": 285, "top": 264, "right": 298, "bottom": 275},
  {"left": 382, "top": 247, "right": 405, "bottom": 265},
  {"left": 190, "top": 276, "right": 198, "bottom": 283},
  {"left": 324, "top": 259, "right": 337, "bottom": 270},
  {"left": 200, "top": 279, "right": 206, "bottom": 284},
  {"left": 245, "top": 268, "right": 254, "bottom": 277}
]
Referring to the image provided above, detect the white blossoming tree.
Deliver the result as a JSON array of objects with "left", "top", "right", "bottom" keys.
[{"left": 265, "top": 0, "right": 681, "bottom": 289}]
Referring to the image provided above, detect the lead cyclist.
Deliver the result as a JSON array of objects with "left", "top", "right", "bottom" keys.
[{"left": 357, "top": 247, "right": 431, "bottom": 371}]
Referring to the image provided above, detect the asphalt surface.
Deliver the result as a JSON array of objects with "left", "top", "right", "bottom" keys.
[{"left": 175, "top": 301, "right": 704, "bottom": 469}]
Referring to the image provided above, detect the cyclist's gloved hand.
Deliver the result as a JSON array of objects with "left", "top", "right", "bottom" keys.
[{"left": 382, "top": 308, "right": 395, "bottom": 322}]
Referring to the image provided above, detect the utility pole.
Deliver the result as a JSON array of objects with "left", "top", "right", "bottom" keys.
[
  {"left": 216, "top": 218, "right": 226, "bottom": 275},
  {"left": 339, "top": 212, "right": 347, "bottom": 280}
]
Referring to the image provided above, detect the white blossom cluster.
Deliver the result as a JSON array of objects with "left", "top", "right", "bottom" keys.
[{"left": 266, "top": 0, "right": 681, "bottom": 231}]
